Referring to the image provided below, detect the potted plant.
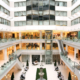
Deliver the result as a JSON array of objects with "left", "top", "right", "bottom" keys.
[
  {"left": 11, "top": 72, "right": 14, "bottom": 80},
  {"left": 26, "top": 60, "right": 29, "bottom": 69},
  {"left": 54, "top": 60, "right": 57, "bottom": 66},
  {"left": 68, "top": 72, "right": 72, "bottom": 80},
  {"left": 31, "top": 35, "right": 33, "bottom": 39}
]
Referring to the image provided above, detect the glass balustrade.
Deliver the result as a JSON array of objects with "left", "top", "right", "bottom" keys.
[
  {"left": 60, "top": 53, "right": 80, "bottom": 70},
  {"left": 62, "top": 37, "right": 80, "bottom": 42},
  {"left": 0, "top": 38, "right": 17, "bottom": 43},
  {"left": 0, "top": 53, "right": 17, "bottom": 76}
]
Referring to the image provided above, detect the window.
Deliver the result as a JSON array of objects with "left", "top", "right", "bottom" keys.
[
  {"left": 14, "top": 21, "right": 26, "bottom": 26},
  {"left": 2, "top": 0, "right": 10, "bottom": 6},
  {"left": 56, "top": 21, "right": 67, "bottom": 26},
  {"left": 72, "top": 0, "right": 78, "bottom": 5},
  {"left": 71, "top": 18, "right": 80, "bottom": 26},
  {"left": 14, "top": 11, "right": 26, "bottom": 17},
  {"left": 56, "top": 11, "right": 67, "bottom": 16},
  {"left": 71, "top": 5, "right": 80, "bottom": 15},
  {"left": 14, "top": 1, "right": 26, "bottom": 7},
  {"left": 56, "top": 1, "right": 67, "bottom": 7},
  {"left": 0, "top": 5, "right": 10, "bottom": 16},
  {"left": 0, "top": 17, "right": 10, "bottom": 26}
]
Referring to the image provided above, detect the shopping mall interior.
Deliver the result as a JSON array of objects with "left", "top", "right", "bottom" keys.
[{"left": 0, "top": 0, "right": 80, "bottom": 80}]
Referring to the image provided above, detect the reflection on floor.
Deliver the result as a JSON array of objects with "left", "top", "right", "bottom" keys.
[{"left": 14, "top": 62, "right": 70, "bottom": 80}]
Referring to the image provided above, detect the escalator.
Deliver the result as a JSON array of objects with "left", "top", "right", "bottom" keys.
[
  {"left": 56, "top": 39, "right": 80, "bottom": 80},
  {"left": 58, "top": 40, "right": 64, "bottom": 53}
]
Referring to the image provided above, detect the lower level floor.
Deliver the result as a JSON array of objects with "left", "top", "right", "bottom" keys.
[{"left": 1, "top": 61, "right": 78, "bottom": 80}]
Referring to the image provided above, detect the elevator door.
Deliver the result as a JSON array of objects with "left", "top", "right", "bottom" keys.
[{"left": 32, "top": 55, "right": 40, "bottom": 62}]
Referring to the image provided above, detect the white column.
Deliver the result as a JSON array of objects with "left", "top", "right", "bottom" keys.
[
  {"left": 40, "top": 43, "right": 42, "bottom": 50},
  {"left": 20, "top": 43, "right": 22, "bottom": 49},
  {"left": 19, "top": 32, "right": 21, "bottom": 39},
  {"left": 29, "top": 55, "right": 32, "bottom": 63},
  {"left": 20, "top": 55, "right": 22, "bottom": 62},
  {"left": 40, "top": 31, "right": 42, "bottom": 39},
  {"left": 66, "top": 45, "right": 68, "bottom": 51},
  {"left": 74, "top": 48, "right": 77, "bottom": 59},
  {"left": 60, "top": 32, "right": 63, "bottom": 39},
  {"left": 40, "top": 54, "right": 42, "bottom": 61},
  {"left": 14, "top": 45, "right": 16, "bottom": 52},
  {"left": 4, "top": 48, "right": 7, "bottom": 60},
  {"left": 3, "top": 32, "right": 5, "bottom": 39}
]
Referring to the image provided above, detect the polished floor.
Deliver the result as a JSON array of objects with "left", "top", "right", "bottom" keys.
[{"left": 14, "top": 62, "right": 69, "bottom": 80}]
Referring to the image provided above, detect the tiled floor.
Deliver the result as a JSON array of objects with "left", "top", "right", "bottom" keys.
[{"left": 14, "top": 62, "right": 69, "bottom": 80}]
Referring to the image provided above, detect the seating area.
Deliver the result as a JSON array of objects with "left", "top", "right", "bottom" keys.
[
  {"left": 32, "top": 60, "right": 38, "bottom": 65},
  {"left": 54, "top": 62, "right": 64, "bottom": 80},
  {"left": 20, "top": 66, "right": 28, "bottom": 80}
]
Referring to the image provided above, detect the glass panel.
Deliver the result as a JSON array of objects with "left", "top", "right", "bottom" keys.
[
  {"left": 33, "top": 21, "right": 38, "bottom": 25},
  {"left": 15, "top": 12, "right": 19, "bottom": 17},
  {"left": 23, "top": 2, "right": 26, "bottom": 6},
  {"left": 50, "top": 20, "right": 55, "bottom": 25},
  {"left": 23, "top": 21, "right": 26, "bottom": 26},
  {"left": 59, "top": 2, "right": 63, "bottom": 6},
  {"left": 44, "top": 20, "right": 49, "bottom": 25},
  {"left": 14, "top": 2, "right": 18, "bottom": 7},
  {"left": 27, "top": 20, "right": 32, "bottom": 25},
  {"left": 19, "top": 21, "right": 22, "bottom": 26},
  {"left": 19, "top": 2, "right": 23, "bottom": 7},
  {"left": 23, "top": 11, "right": 26, "bottom": 16}
]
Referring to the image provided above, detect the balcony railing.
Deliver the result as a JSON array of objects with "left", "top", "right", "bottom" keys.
[
  {"left": 62, "top": 37, "right": 80, "bottom": 42},
  {"left": 0, "top": 53, "right": 17, "bottom": 77},
  {"left": 60, "top": 53, "right": 80, "bottom": 71},
  {"left": 0, "top": 38, "right": 17, "bottom": 43}
]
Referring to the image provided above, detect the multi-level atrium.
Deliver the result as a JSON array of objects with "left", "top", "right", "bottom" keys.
[{"left": 0, "top": 0, "right": 80, "bottom": 80}]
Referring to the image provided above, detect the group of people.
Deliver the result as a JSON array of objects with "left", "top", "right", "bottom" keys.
[{"left": 20, "top": 67, "right": 28, "bottom": 80}]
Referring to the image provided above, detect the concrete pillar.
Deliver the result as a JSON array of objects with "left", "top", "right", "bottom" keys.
[
  {"left": 66, "top": 45, "right": 68, "bottom": 51},
  {"left": 20, "top": 43, "right": 22, "bottom": 49},
  {"left": 14, "top": 45, "right": 16, "bottom": 52},
  {"left": 74, "top": 48, "right": 77, "bottom": 59},
  {"left": 19, "top": 32, "right": 21, "bottom": 39},
  {"left": 30, "top": 55, "right": 32, "bottom": 63},
  {"left": 4, "top": 48, "right": 7, "bottom": 60},
  {"left": 20, "top": 55, "right": 22, "bottom": 62},
  {"left": 40, "top": 54, "right": 42, "bottom": 62},
  {"left": 40, "top": 43, "right": 42, "bottom": 50},
  {"left": 40, "top": 31, "right": 42, "bottom": 39},
  {"left": 3, "top": 32, "right": 5, "bottom": 39},
  {"left": 60, "top": 32, "right": 63, "bottom": 39}
]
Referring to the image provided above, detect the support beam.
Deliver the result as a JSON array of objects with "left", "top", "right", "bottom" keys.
[
  {"left": 20, "top": 43, "right": 22, "bottom": 49},
  {"left": 60, "top": 32, "right": 63, "bottom": 39},
  {"left": 40, "top": 43, "right": 42, "bottom": 50},
  {"left": 74, "top": 48, "right": 77, "bottom": 60},
  {"left": 30, "top": 55, "right": 32, "bottom": 63},
  {"left": 14, "top": 45, "right": 16, "bottom": 52},
  {"left": 40, "top": 30, "right": 42, "bottom": 39},
  {"left": 4, "top": 48, "right": 7, "bottom": 60},
  {"left": 19, "top": 32, "right": 21, "bottom": 39},
  {"left": 3, "top": 32, "right": 5, "bottom": 39},
  {"left": 66, "top": 45, "right": 68, "bottom": 51}
]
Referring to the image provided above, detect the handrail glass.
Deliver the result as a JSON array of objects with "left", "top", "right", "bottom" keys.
[
  {"left": 0, "top": 53, "right": 17, "bottom": 76},
  {"left": 60, "top": 53, "right": 80, "bottom": 70},
  {"left": 62, "top": 37, "right": 80, "bottom": 42}
]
